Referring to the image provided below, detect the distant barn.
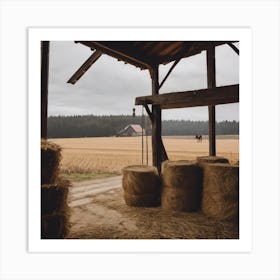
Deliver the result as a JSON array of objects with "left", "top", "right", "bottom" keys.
[{"left": 117, "top": 124, "right": 145, "bottom": 137}]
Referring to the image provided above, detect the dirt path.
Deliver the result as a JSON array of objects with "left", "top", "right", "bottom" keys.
[{"left": 68, "top": 176, "right": 122, "bottom": 207}]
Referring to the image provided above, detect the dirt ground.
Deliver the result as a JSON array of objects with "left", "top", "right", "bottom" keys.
[{"left": 67, "top": 176, "right": 239, "bottom": 239}]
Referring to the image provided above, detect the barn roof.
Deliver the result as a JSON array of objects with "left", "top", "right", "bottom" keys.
[
  {"left": 67, "top": 41, "right": 238, "bottom": 84},
  {"left": 117, "top": 124, "right": 143, "bottom": 136},
  {"left": 129, "top": 124, "right": 143, "bottom": 133}
]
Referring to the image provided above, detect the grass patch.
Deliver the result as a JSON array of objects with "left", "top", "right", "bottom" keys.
[{"left": 61, "top": 172, "right": 120, "bottom": 182}]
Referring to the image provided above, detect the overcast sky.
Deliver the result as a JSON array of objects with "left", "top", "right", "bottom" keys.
[{"left": 48, "top": 41, "right": 239, "bottom": 121}]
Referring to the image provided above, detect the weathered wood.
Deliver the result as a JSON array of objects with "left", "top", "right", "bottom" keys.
[
  {"left": 143, "top": 104, "right": 153, "bottom": 122},
  {"left": 135, "top": 84, "right": 239, "bottom": 109},
  {"left": 159, "top": 58, "right": 181, "bottom": 90},
  {"left": 41, "top": 41, "right": 50, "bottom": 139},
  {"left": 227, "top": 42, "right": 239, "bottom": 55},
  {"left": 67, "top": 50, "right": 102, "bottom": 84},
  {"left": 160, "top": 139, "right": 168, "bottom": 162},
  {"left": 143, "top": 103, "right": 168, "bottom": 162},
  {"left": 77, "top": 41, "right": 152, "bottom": 70},
  {"left": 150, "top": 66, "right": 163, "bottom": 172},
  {"left": 207, "top": 45, "right": 216, "bottom": 156}
]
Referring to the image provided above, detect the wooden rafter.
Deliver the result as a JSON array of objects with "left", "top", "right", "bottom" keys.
[
  {"left": 77, "top": 41, "right": 152, "bottom": 70},
  {"left": 135, "top": 84, "right": 239, "bottom": 109},
  {"left": 67, "top": 50, "right": 102, "bottom": 84}
]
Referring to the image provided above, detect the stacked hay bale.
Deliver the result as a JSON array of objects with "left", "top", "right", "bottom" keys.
[
  {"left": 201, "top": 163, "right": 239, "bottom": 223},
  {"left": 41, "top": 140, "right": 70, "bottom": 239},
  {"left": 197, "top": 156, "right": 229, "bottom": 166},
  {"left": 161, "top": 161, "right": 203, "bottom": 212},
  {"left": 122, "top": 165, "right": 160, "bottom": 207}
]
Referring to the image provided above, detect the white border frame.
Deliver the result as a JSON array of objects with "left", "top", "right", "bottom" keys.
[{"left": 28, "top": 27, "right": 252, "bottom": 253}]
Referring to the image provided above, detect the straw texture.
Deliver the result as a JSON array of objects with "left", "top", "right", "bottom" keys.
[{"left": 201, "top": 163, "right": 239, "bottom": 222}]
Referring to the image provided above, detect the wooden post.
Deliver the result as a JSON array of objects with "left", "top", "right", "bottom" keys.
[
  {"left": 150, "top": 66, "right": 162, "bottom": 172},
  {"left": 41, "top": 41, "right": 50, "bottom": 139},
  {"left": 207, "top": 45, "right": 216, "bottom": 156}
]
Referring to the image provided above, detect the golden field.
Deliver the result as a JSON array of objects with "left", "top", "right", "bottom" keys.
[{"left": 50, "top": 136, "right": 239, "bottom": 174}]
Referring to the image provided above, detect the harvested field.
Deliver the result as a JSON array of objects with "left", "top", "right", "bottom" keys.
[{"left": 51, "top": 136, "right": 239, "bottom": 174}]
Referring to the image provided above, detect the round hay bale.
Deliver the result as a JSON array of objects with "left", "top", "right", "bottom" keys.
[
  {"left": 122, "top": 165, "right": 160, "bottom": 195},
  {"left": 161, "top": 161, "right": 203, "bottom": 212},
  {"left": 162, "top": 161, "right": 202, "bottom": 189},
  {"left": 41, "top": 180, "right": 70, "bottom": 215},
  {"left": 123, "top": 191, "right": 160, "bottom": 207},
  {"left": 201, "top": 163, "right": 239, "bottom": 222},
  {"left": 161, "top": 187, "right": 201, "bottom": 212},
  {"left": 41, "top": 213, "right": 70, "bottom": 239},
  {"left": 197, "top": 156, "right": 229, "bottom": 166},
  {"left": 41, "top": 140, "right": 61, "bottom": 184},
  {"left": 161, "top": 160, "right": 195, "bottom": 173}
]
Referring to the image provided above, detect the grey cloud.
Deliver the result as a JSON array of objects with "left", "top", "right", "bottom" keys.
[{"left": 48, "top": 41, "right": 239, "bottom": 121}]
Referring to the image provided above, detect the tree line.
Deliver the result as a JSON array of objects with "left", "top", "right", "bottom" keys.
[{"left": 47, "top": 115, "right": 239, "bottom": 138}]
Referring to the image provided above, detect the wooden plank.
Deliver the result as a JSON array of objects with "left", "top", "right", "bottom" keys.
[
  {"left": 67, "top": 51, "right": 102, "bottom": 84},
  {"left": 135, "top": 84, "right": 239, "bottom": 109},
  {"left": 207, "top": 45, "right": 216, "bottom": 156},
  {"left": 41, "top": 41, "right": 50, "bottom": 139}
]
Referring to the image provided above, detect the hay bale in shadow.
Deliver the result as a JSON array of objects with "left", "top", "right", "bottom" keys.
[
  {"left": 41, "top": 180, "right": 70, "bottom": 215},
  {"left": 161, "top": 187, "right": 202, "bottom": 212},
  {"left": 161, "top": 161, "right": 202, "bottom": 212},
  {"left": 123, "top": 192, "right": 160, "bottom": 207},
  {"left": 41, "top": 140, "right": 61, "bottom": 185},
  {"left": 122, "top": 165, "right": 160, "bottom": 207},
  {"left": 41, "top": 213, "right": 70, "bottom": 239},
  {"left": 201, "top": 163, "right": 239, "bottom": 222},
  {"left": 197, "top": 156, "right": 229, "bottom": 166},
  {"left": 41, "top": 179, "right": 71, "bottom": 239}
]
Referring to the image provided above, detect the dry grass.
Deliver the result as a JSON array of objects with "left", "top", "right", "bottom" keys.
[{"left": 51, "top": 136, "right": 239, "bottom": 174}]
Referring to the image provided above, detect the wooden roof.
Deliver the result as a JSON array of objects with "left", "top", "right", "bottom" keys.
[{"left": 75, "top": 41, "right": 234, "bottom": 70}]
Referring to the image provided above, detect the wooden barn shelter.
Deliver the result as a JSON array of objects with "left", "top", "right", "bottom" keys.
[{"left": 41, "top": 41, "right": 239, "bottom": 172}]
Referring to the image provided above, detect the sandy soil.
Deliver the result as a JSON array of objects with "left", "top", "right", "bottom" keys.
[{"left": 67, "top": 176, "right": 238, "bottom": 239}]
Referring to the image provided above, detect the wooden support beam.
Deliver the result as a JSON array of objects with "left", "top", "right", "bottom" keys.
[
  {"left": 143, "top": 103, "right": 168, "bottom": 163},
  {"left": 227, "top": 42, "right": 239, "bottom": 55},
  {"left": 150, "top": 66, "right": 164, "bottom": 173},
  {"left": 67, "top": 50, "right": 102, "bottom": 84},
  {"left": 143, "top": 103, "right": 153, "bottom": 122},
  {"left": 207, "top": 45, "right": 216, "bottom": 156},
  {"left": 135, "top": 84, "right": 239, "bottom": 109},
  {"left": 41, "top": 41, "right": 50, "bottom": 139},
  {"left": 159, "top": 58, "right": 181, "bottom": 90}
]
